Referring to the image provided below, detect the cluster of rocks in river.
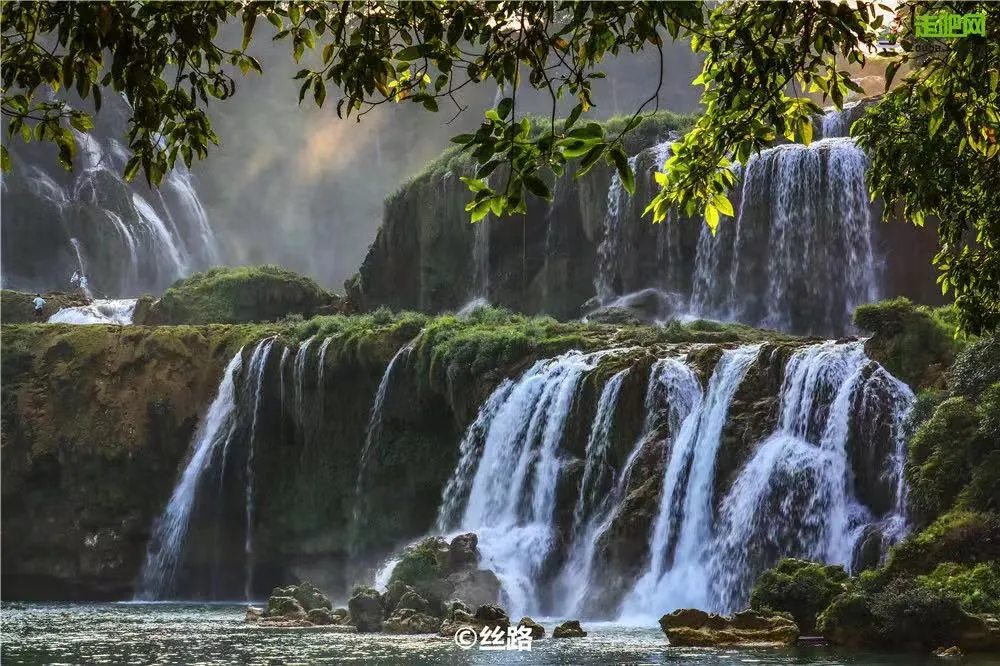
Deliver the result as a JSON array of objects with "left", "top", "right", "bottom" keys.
[{"left": 246, "top": 533, "right": 589, "bottom": 639}]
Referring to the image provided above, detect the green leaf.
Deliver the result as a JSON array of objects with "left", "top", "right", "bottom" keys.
[
  {"left": 470, "top": 198, "right": 491, "bottom": 222},
  {"left": 565, "top": 104, "right": 583, "bottom": 130},
  {"left": 705, "top": 204, "right": 720, "bottom": 233},
  {"left": 712, "top": 193, "right": 734, "bottom": 217},
  {"left": 610, "top": 148, "right": 635, "bottom": 195},
  {"left": 577, "top": 144, "right": 606, "bottom": 177},
  {"left": 397, "top": 45, "right": 423, "bottom": 61},
  {"left": 523, "top": 174, "right": 551, "bottom": 200},
  {"left": 242, "top": 13, "right": 256, "bottom": 50},
  {"left": 450, "top": 133, "right": 476, "bottom": 145},
  {"left": 497, "top": 97, "right": 513, "bottom": 120},
  {"left": 422, "top": 97, "right": 438, "bottom": 112},
  {"left": 314, "top": 79, "right": 327, "bottom": 107},
  {"left": 884, "top": 60, "right": 900, "bottom": 91},
  {"left": 1, "top": 145, "right": 10, "bottom": 172}
]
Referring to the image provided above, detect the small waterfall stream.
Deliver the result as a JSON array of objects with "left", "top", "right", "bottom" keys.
[
  {"left": 47, "top": 299, "right": 137, "bottom": 325},
  {"left": 135, "top": 351, "right": 244, "bottom": 600}
]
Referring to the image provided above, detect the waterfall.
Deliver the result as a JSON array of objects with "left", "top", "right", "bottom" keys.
[
  {"left": 820, "top": 101, "right": 860, "bottom": 138},
  {"left": 705, "top": 341, "right": 913, "bottom": 611},
  {"left": 622, "top": 344, "right": 762, "bottom": 617},
  {"left": 47, "top": 299, "right": 137, "bottom": 325},
  {"left": 691, "top": 137, "right": 879, "bottom": 336},
  {"left": 448, "top": 350, "right": 612, "bottom": 616},
  {"left": 293, "top": 335, "right": 317, "bottom": 431},
  {"left": 2, "top": 120, "right": 221, "bottom": 296},
  {"left": 135, "top": 351, "right": 244, "bottom": 599},
  {"left": 351, "top": 340, "right": 416, "bottom": 547},
  {"left": 594, "top": 155, "right": 640, "bottom": 302},
  {"left": 242, "top": 338, "right": 276, "bottom": 600},
  {"left": 555, "top": 368, "right": 630, "bottom": 615}
]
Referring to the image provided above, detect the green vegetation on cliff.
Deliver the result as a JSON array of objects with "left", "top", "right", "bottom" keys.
[
  {"left": 1, "top": 290, "right": 88, "bottom": 323},
  {"left": 147, "top": 265, "right": 339, "bottom": 325},
  {"left": 749, "top": 559, "right": 848, "bottom": 634}
]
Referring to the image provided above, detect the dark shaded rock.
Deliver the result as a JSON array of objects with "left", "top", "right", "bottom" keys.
[
  {"left": 474, "top": 604, "right": 510, "bottom": 628},
  {"left": 448, "top": 533, "right": 479, "bottom": 571},
  {"left": 267, "top": 596, "right": 306, "bottom": 619},
  {"left": 749, "top": 558, "right": 849, "bottom": 634},
  {"left": 245, "top": 606, "right": 264, "bottom": 623},
  {"left": 290, "top": 581, "right": 333, "bottom": 612},
  {"left": 382, "top": 607, "right": 442, "bottom": 634},
  {"left": 660, "top": 608, "right": 798, "bottom": 646},
  {"left": 348, "top": 587, "right": 385, "bottom": 633},
  {"left": 552, "top": 620, "right": 587, "bottom": 638},
  {"left": 307, "top": 608, "right": 336, "bottom": 625},
  {"left": 447, "top": 568, "right": 501, "bottom": 609},
  {"left": 383, "top": 580, "right": 414, "bottom": 616},
  {"left": 517, "top": 616, "right": 545, "bottom": 639},
  {"left": 396, "top": 590, "right": 433, "bottom": 615}
]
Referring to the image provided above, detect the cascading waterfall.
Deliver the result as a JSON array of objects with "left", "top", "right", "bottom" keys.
[
  {"left": 691, "top": 138, "right": 879, "bottom": 336},
  {"left": 2, "top": 125, "right": 220, "bottom": 296},
  {"left": 293, "top": 335, "right": 317, "bottom": 431},
  {"left": 135, "top": 351, "right": 244, "bottom": 600},
  {"left": 622, "top": 345, "right": 762, "bottom": 617},
  {"left": 440, "top": 350, "right": 612, "bottom": 616},
  {"left": 706, "top": 341, "right": 913, "bottom": 611},
  {"left": 594, "top": 154, "right": 640, "bottom": 303},
  {"left": 47, "top": 298, "right": 137, "bottom": 325},
  {"left": 351, "top": 340, "right": 417, "bottom": 548},
  {"left": 242, "top": 337, "right": 276, "bottom": 601}
]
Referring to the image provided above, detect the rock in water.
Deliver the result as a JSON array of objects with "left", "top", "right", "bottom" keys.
[
  {"left": 291, "top": 581, "right": 333, "bottom": 612},
  {"left": 267, "top": 596, "right": 306, "bottom": 620},
  {"left": 552, "top": 620, "right": 587, "bottom": 638},
  {"left": 438, "top": 604, "right": 510, "bottom": 637},
  {"left": 348, "top": 587, "right": 385, "bottom": 633},
  {"left": 396, "top": 590, "right": 433, "bottom": 615},
  {"left": 474, "top": 604, "right": 510, "bottom": 629},
  {"left": 306, "top": 608, "right": 336, "bottom": 625},
  {"left": 934, "top": 646, "right": 963, "bottom": 658},
  {"left": 382, "top": 608, "right": 443, "bottom": 634},
  {"left": 447, "top": 568, "right": 501, "bottom": 609},
  {"left": 383, "top": 580, "right": 414, "bottom": 616},
  {"left": 659, "top": 608, "right": 799, "bottom": 647},
  {"left": 448, "top": 533, "right": 480, "bottom": 571},
  {"left": 518, "top": 617, "right": 546, "bottom": 639},
  {"left": 245, "top": 606, "right": 264, "bottom": 623}
]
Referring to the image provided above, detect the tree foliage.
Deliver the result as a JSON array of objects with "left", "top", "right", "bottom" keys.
[{"left": 1, "top": 1, "right": 998, "bottom": 332}]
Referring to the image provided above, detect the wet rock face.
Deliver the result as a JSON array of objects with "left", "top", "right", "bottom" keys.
[
  {"left": 659, "top": 608, "right": 799, "bottom": 646},
  {"left": 348, "top": 587, "right": 385, "bottom": 633},
  {"left": 382, "top": 607, "right": 442, "bottom": 634},
  {"left": 517, "top": 616, "right": 545, "bottom": 639},
  {"left": 552, "top": 619, "right": 588, "bottom": 638}
]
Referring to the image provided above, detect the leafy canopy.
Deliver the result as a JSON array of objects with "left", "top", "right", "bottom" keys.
[{"left": 1, "top": 1, "right": 998, "bottom": 332}]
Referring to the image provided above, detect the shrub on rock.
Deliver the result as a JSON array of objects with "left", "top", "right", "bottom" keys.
[{"left": 749, "top": 558, "right": 849, "bottom": 634}]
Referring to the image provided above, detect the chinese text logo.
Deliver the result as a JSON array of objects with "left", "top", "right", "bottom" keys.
[
  {"left": 915, "top": 11, "right": 986, "bottom": 39},
  {"left": 453, "top": 625, "right": 533, "bottom": 651}
]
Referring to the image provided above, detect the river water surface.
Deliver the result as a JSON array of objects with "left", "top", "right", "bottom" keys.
[{"left": 2, "top": 603, "right": 995, "bottom": 665}]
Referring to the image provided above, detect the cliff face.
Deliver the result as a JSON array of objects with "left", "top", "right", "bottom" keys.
[
  {"left": 1, "top": 314, "right": 801, "bottom": 602},
  {"left": 0, "top": 323, "right": 263, "bottom": 599},
  {"left": 352, "top": 112, "right": 943, "bottom": 335}
]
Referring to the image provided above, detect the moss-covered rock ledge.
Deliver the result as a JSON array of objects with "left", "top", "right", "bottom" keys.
[
  {"left": 142, "top": 265, "right": 347, "bottom": 325},
  {"left": 1, "top": 289, "right": 88, "bottom": 323},
  {"left": 0, "top": 309, "right": 798, "bottom": 601}
]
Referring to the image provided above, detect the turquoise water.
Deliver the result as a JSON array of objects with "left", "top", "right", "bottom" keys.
[{"left": 2, "top": 603, "right": 996, "bottom": 665}]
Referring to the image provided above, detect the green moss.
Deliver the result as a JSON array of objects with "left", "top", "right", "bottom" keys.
[
  {"left": 917, "top": 562, "right": 1000, "bottom": 614},
  {"left": 818, "top": 577, "right": 969, "bottom": 651},
  {"left": 1, "top": 289, "right": 88, "bottom": 323},
  {"left": 388, "top": 538, "right": 444, "bottom": 591},
  {"left": 749, "top": 558, "right": 849, "bottom": 634},
  {"left": 854, "top": 297, "right": 964, "bottom": 390},
  {"left": 885, "top": 511, "right": 1000, "bottom": 577},
  {"left": 148, "top": 265, "right": 336, "bottom": 324},
  {"left": 949, "top": 336, "right": 1000, "bottom": 400}
]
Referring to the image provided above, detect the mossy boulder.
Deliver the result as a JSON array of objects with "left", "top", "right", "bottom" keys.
[
  {"left": 749, "top": 559, "right": 849, "bottom": 634},
  {"left": 517, "top": 616, "right": 545, "bottom": 639},
  {"left": 885, "top": 511, "right": 1000, "bottom": 578},
  {"left": 818, "top": 576, "right": 1000, "bottom": 652},
  {"left": 1, "top": 289, "right": 88, "bottom": 323},
  {"left": 854, "top": 298, "right": 961, "bottom": 390},
  {"left": 382, "top": 607, "right": 442, "bottom": 634},
  {"left": 267, "top": 595, "right": 306, "bottom": 619},
  {"left": 146, "top": 265, "right": 340, "bottom": 324},
  {"left": 659, "top": 608, "right": 798, "bottom": 646},
  {"left": 348, "top": 586, "right": 385, "bottom": 632},
  {"left": 269, "top": 582, "right": 332, "bottom": 613},
  {"left": 917, "top": 562, "right": 1000, "bottom": 615},
  {"left": 552, "top": 619, "right": 587, "bottom": 638}
]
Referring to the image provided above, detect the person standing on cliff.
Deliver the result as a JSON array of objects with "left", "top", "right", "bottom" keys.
[{"left": 32, "top": 294, "right": 46, "bottom": 319}]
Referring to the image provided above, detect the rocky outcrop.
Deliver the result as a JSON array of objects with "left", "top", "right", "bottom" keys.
[
  {"left": 348, "top": 587, "right": 385, "bottom": 632},
  {"left": 517, "top": 616, "right": 545, "bottom": 639},
  {"left": 659, "top": 608, "right": 799, "bottom": 647},
  {"left": 439, "top": 603, "right": 511, "bottom": 637},
  {"left": 749, "top": 559, "right": 849, "bottom": 634},
  {"left": 552, "top": 620, "right": 587, "bottom": 638},
  {"left": 382, "top": 608, "right": 442, "bottom": 634},
  {"left": 1, "top": 290, "right": 88, "bottom": 323},
  {"left": 145, "top": 265, "right": 344, "bottom": 324}
]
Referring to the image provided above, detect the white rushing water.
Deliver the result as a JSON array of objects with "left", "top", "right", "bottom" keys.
[
  {"left": 594, "top": 154, "right": 641, "bottom": 303},
  {"left": 242, "top": 338, "right": 276, "bottom": 601},
  {"left": 48, "top": 299, "right": 137, "bottom": 325},
  {"left": 135, "top": 351, "right": 244, "bottom": 599},
  {"left": 622, "top": 345, "right": 761, "bottom": 618},
  {"left": 442, "top": 350, "right": 613, "bottom": 616}
]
